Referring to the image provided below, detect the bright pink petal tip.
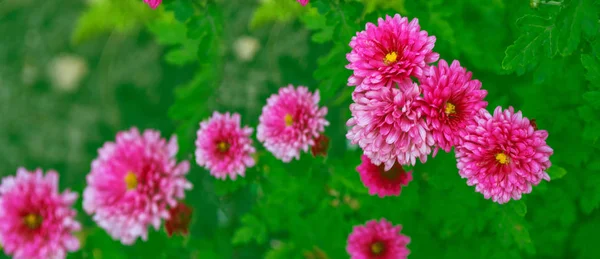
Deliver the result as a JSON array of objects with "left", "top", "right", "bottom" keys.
[
  {"left": 346, "top": 14, "right": 439, "bottom": 91},
  {"left": 357, "top": 155, "right": 412, "bottom": 198},
  {"left": 346, "top": 219, "right": 410, "bottom": 259},
  {"left": 0, "top": 168, "right": 81, "bottom": 259},
  {"left": 455, "top": 107, "right": 554, "bottom": 204},
  {"left": 257, "top": 85, "right": 329, "bottom": 162},
  {"left": 346, "top": 82, "right": 435, "bottom": 169},
  {"left": 297, "top": 0, "right": 309, "bottom": 6},
  {"left": 419, "top": 59, "right": 488, "bottom": 152},
  {"left": 195, "top": 111, "right": 256, "bottom": 180},
  {"left": 83, "top": 128, "right": 192, "bottom": 245},
  {"left": 144, "top": 0, "right": 162, "bottom": 9}
]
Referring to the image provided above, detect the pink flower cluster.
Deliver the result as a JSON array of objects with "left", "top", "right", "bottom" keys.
[
  {"left": 0, "top": 168, "right": 81, "bottom": 259},
  {"left": 345, "top": 14, "right": 553, "bottom": 205},
  {"left": 347, "top": 219, "right": 410, "bottom": 259},
  {"left": 83, "top": 128, "right": 192, "bottom": 245},
  {"left": 257, "top": 85, "right": 329, "bottom": 162},
  {"left": 194, "top": 85, "right": 328, "bottom": 180},
  {"left": 195, "top": 112, "right": 256, "bottom": 180}
]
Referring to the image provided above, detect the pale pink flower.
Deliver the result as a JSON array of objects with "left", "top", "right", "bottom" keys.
[
  {"left": 357, "top": 155, "right": 412, "bottom": 198},
  {"left": 347, "top": 14, "right": 439, "bottom": 91},
  {"left": 297, "top": 0, "right": 309, "bottom": 6},
  {"left": 144, "top": 0, "right": 161, "bottom": 9},
  {"left": 455, "top": 107, "right": 554, "bottom": 204},
  {"left": 257, "top": 85, "right": 329, "bottom": 162},
  {"left": 346, "top": 219, "right": 410, "bottom": 259},
  {"left": 419, "top": 59, "right": 488, "bottom": 152},
  {"left": 0, "top": 168, "right": 80, "bottom": 259},
  {"left": 346, "top": 82, "right": 435, "bottom": 170},
  {"left": 195, "top": 112, "right": 256, "bottom": 180},
  {"left": 83, "top": 128, "right": 191, "bottom": 245}
]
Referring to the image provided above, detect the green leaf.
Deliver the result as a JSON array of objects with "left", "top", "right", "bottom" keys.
[
  {"left": 583, "top": 91, "right": 600, "bottom": 108},
  {"left": 147, "top": 19, "right": 188, "bottom": 45},
  {"left": 312, "top": 0, "right": 331, "bottom": 14},
  {"left": 508, "top": 220, "right": 535, "bottom": 254},
  {"left": 547, "top": 165, "right": 568, "bottom": 180},
  {"left": 186, "top": 16, "right": 210, "bottom": 39},
  {"left": 300, "top": 11, "right": 334, "bottom": 43},
  {"left": 250, "top": 0, "right": 306, "bottom": 29},
  {"left": 72, "top": 0, "right": 156, "bottom": 44},
  {"left": 232, "top": 214, "right": 268, "bottom": 245},
  {"left": 164, "top": 40, "right": 200, "bottom": 65},
  {"left": 555, "top": 0, "right": 599, "bottom": 56},
  {"left": 213, "top": 177, "right": 248, "bottom": 196},
  {"left": 510, "top": 200, "right": 528, "bottom": 217},
  {"left": 581, "top": 54, "right": 600, "bottom": 88},
  {"left": 361, "top": 0, "right": 407, "bottom": 14},
  {"left": 265, "top": 242, "right": 297, "bottom": 259},
  {"left": 165, "top": 0, "right": 195, "bottom": 23},
  {"left": 502, "top": 15, "right": 556, "bottom": 75}
]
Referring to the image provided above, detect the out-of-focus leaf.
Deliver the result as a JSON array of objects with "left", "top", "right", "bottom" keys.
[
  {"left": 547, "top": 165, "right": 568, "bottom": 180},
  {"left": 72, "top": 0, "right": 156, "bottom": 44},
  {"left": 147, "top": 19, "right": 188, "bottom": 45},
  {"left": 555, "top": 0, "right": 599, "bottom": 56},
  {"left": 232, "top": 214, "right": 268, "bottom": 245},
  {"left": 510, "top": 200, "right": 528, "bottom": 217},
  {"left": 250, "top": 0, "right": 306, "bottom": 29},
  {"left": 582, "top": 91, "right": 600, "bottom": 108},
  {"left": 265, "top": 242, "right": 297, "bottom": 259},
  {"left": 165, "top": 0, "right": 194, "bottom": 23},
  {"left": 164, "top": 40, "right": 201, "bottom": 65},
  {"left": 581, "top": 54, "right": 600, "bottom": 88}
]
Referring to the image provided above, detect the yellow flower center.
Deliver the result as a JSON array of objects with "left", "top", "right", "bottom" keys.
[
  {"left": 124, "top": 171, "right": 138, "bottom": 190},
  {"left": 23, "top": 213, "right": 42, "bottom": 229},
  {"left": 284, "top": 114, "right": 294, "bottom": 127},
  {"left": 445, "top": 102, "right": 456, "bottom": 115},
  {"left": 371, "top": 241, "right": 385, "bottom": 255},
  {"left": 217, "top": 141, "right": 230, "bottom": 152},
  {"left": 495, "top": 153, "right": 510, "bottom": 165},
  {"left": 384, "top": 51, "right": 398, "bottom": 65}
]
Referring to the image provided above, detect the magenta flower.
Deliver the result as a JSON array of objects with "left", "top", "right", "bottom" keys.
[
  {"left": 346, "top": 82, "right": 435, "bottom": 170},
  {"left": 357, "top": 155, "right": 412, "bottom": 198},
  {"left": 195, "top": 112, "right": 256, "bottom": 180},
  {"left": 257, "top": 85, "right": 329, "bottom": 162},
  {"left": 297, "top": 0, "right": 309, "bottom": 6},
  {"left": 83, "top": 128, "right": 191, "bottom": 245},
  {"left": 455, "top": 107, "right": 554, "bottom": 204},
  {"left": 0, "top": 168, "right": 80, "bottom": 259},
  {"left": 419, "top": 59, "right": 488, "bottom": 152},
  {"left": 347, "top": 219, "right": 410, "bottom": 259},
  {"left": 346, "top": 14, "right": 439, "bottom": 91},
  {"left": 144, "top": 0, "right": 161, "bottom": 9}
]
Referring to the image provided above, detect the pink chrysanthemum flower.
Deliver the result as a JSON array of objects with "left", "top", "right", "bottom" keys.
[
  {"left": 83, "top": 128, "right": 191, "bottom": 245},
  {"left": 195, "top": 112, "right": 256, "bottom": 180},
  {"left": 347, "top": 219, "right": 410, "bottom": 259},
  {"left": 419, "top": 59, "right": 488, "bottom": 152},
  {"left": 0, "top": 168, "right": 80, "bottom": 259},
  {"left": 144, "top": 0, "right": 162, "bottom": 9},
  {"left": 455, "top": 107, "right": 553, "bottom": 204},
  {"left": 257, "top": 85, "right": 329, "bottom": 162},
  {"left": 357, "top": 155, "right": 412, "bottom": 198},
  {"left": 346, "top": 14, "right": 439, "bottom": 90},
  {"left": 346, "top": 82, "right": 435, "bottom": 169},
  {"left": 297, "top": 0, "right": 309, "bottom": 6}
]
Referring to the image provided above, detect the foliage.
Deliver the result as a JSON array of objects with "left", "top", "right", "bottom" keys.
[{"left": 3, "top": 0, "right": 600, "bottom": 258}]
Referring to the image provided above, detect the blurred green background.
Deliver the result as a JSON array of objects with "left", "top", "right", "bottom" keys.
[{"left": 1, "top": 0, "right": 599, "bottom": 258}]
